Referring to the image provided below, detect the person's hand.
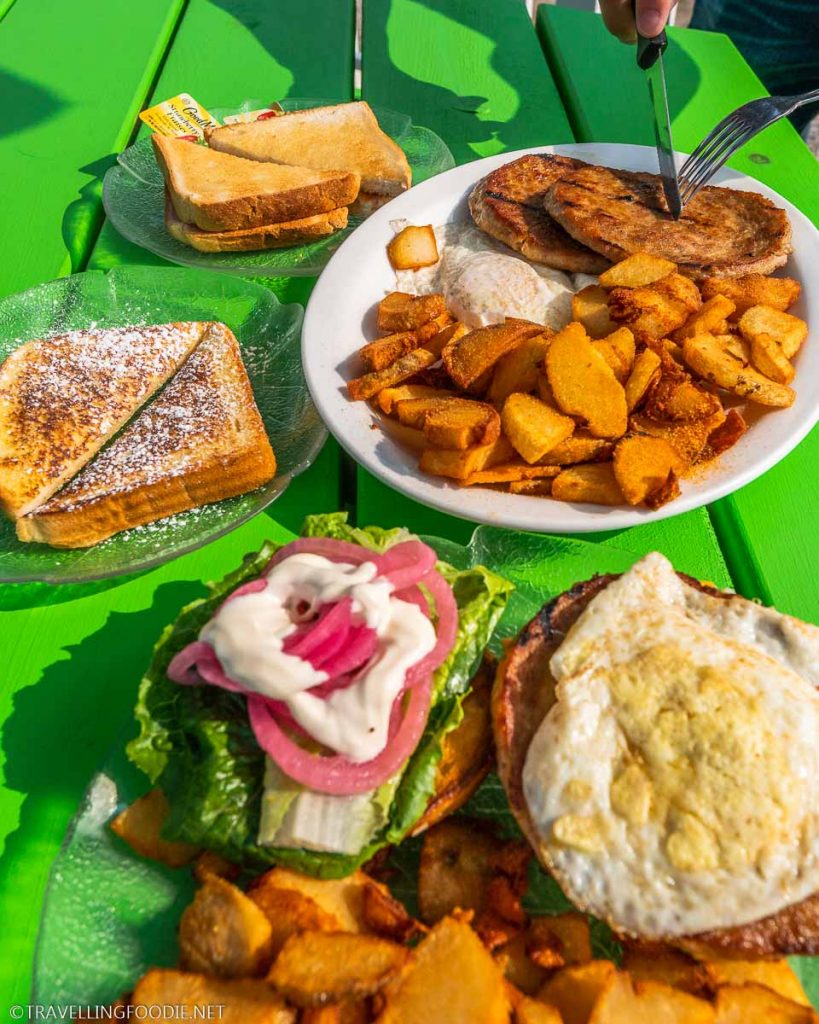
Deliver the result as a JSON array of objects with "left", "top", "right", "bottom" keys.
[{"left": 599, "top": 0, "right": 677, "bottom": 42}]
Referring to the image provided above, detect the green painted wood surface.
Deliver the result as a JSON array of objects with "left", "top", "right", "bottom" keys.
[
  {"left": 0, "top": 0, "right": 355, "bottom": 1003},
  {"left": 538, "top": 6, "right": 819, "bottom": 618},
  {"left": 0, "top": 0, "right": 186, "bottom": 296},
  {"left": 356, "top": 0, "right": 730, "bottom": 587}
]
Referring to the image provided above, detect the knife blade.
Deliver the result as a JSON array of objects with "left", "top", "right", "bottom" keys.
[{"left": 636, "top": 23, "right": 683, "bottom": 219}]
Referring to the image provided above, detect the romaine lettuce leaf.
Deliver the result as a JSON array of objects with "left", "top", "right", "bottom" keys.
[{"left": 127, "top": 513, "right": 512, "bottom": 876}]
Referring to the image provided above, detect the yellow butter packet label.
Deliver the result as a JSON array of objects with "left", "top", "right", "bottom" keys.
[
  {"left": 139, "top": 93, "right": 219, "bottom": 139},
  {"left": 222, "top": 103, "right": 284, "bottom": 125}
]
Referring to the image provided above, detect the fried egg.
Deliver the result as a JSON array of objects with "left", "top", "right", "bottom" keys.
[
  {"left": 393, "top": 222, "right": 577, "bottom": 330},
  {"left": 523, "top": 552, "right": 819, "bottom": 937}
]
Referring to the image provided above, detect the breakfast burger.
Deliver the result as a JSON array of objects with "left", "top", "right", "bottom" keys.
[{"left": 492, "top": 552, "right": 819, "bottom": 956}]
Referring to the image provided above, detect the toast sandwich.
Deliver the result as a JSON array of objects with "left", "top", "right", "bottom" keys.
[
  {"left": 206, "top": 101, "right": 411, "bottom": 197},
  {"left": 164, "top": 195, "right": 348, "bottom": 252},
  {"left": 18, "top": 323, "right": 276, "bottom": 548},
  {"left": 0, "top": 322, "right": 206, "bottom": 519},
  {"left": 153, "top": 135, "right": 360, "bottom": 233}
]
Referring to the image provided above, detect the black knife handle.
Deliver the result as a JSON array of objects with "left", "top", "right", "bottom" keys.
[{"left": 630, "top": 0, "right": 668, "bottom": 69}]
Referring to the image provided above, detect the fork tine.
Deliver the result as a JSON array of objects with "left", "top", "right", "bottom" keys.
[
  {"left": 680, "top": 123, "right": 757, "bottom": 205},
  {"left": 679, "top": 114, "right": 745, "bottom": 178},
  {"left": 680, "top": 123, "right": 751, "bottom": 200}
]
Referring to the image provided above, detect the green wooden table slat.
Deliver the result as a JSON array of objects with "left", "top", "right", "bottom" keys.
[
  {"left": 357, "top": 0, "right": 732, "bottom": 588},
  {"left": 0, "top": 0, "right": 356, "bottom": 1004},
  {"left": 537, "top": 6, "right": 819, "bottom": 618},
  {"left": 0, "top": 0, "right": 188, "bottom": 297}
]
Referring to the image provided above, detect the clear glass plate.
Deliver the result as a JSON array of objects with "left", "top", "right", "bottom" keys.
[
  {"left": 103, "top": 99, "right": 455, "bottom": 278},
  {"left": 0, "top": 266, "right": 325, "bottom": 584}
]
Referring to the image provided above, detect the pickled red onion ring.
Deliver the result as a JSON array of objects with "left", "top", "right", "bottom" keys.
[
  {"left": 405, "top": 569, "right": 458, "bottom": 685},
  {"left": 373, "top": 540, "right": 437, "bottom": 591},
  {"left": 264, "top": 537, "right": 374, "bottom": 572},
  {"left": 167, "top": 641, "right": 218, "bottom": 686},
  {"left": 284, "top": 598, "right": 354, "bottom": 661}
]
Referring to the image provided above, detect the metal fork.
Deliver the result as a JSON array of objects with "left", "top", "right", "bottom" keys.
[{"left": 678, "top": 89, "right": 819, "bottom": 207}]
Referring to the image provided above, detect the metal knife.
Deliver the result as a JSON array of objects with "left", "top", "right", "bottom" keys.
[{"left": 635, "top": 17, "right": 683, "bottom": 218}]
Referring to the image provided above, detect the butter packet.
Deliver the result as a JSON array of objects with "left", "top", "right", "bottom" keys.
[
  {"left": 139, "top": 93, "right": 219, "bottom": 139},
  {"left": 222, "top": 102, "right": 284, "bottom": 125}
]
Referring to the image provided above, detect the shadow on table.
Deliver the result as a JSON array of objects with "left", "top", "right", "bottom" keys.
[
  {"left": 0, "top": 69, "right": 64, "bottom": 139},
  {"left": 0, "top": 579, "right": 201, "bottom": 891}
]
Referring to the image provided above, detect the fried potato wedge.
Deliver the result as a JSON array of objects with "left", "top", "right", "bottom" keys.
[
  {"left": 444, "top": 322, "right": 543, "bottom": 390},
  {"left": 489, "top": 333, "right": 553, "bottom": 406},
  {"left": 349, "top": 348, "right": 436, "bottom": 401},
  {"left": 538, "top": 432, "right": 614, "bottom": 466},
  {"left": 465, "top": 463, "right": 561, "bottom": 485},
  {"left": 572, "top": 285, "right": 619, "bottom": 338},
  {"left": 269, "top": 931, "right": 408, "bottom": 1008},
  {"left": 132, "top": 970, "right": 296, "bottom": 1024},
  {"left": 739, "top": 304, "right": 808, "bottom": 359},
  {"left": 362, "top": 880, "right": 425, "bottom": 943},
  {"left": 749, "top": 333, "right": 795, "bottom": 384},
  {"left": 502, "top": 393, "right": 575, "bottom": 463},
  {"left": 645, "top": 468, "right": 680, "bottom": 509},
  {"left": 598, "top": 252, "right": 677, "bottom": 289},
  {"left": 424, "top": 399, "right": 501, "bottom": 449},
  {"left": 703, "top": 959, "right": 809, "bottom": 1005},
  {"left": 387, "top": 225, "right": 440, "bottom": 271},
  {"left": 713, "top": 983, "right": 817, "bottom": 1024},
  {"left": 425, "top": 320, "right": 467, "bottom": 359},
  {"left": 624, "top": 349, "right": 662, "bottom": 412},
  {"left": 377, "top": 384, "right": 454, "bottom": 415},
  {"left": 360, "top": 323, "right": 440, "bottom": 372},
  {"left": 701, "top": 274, "right": 801, "bottom": 318},
  {"left": 593, "top": 328, "right": 636, "bottom": 383},
  {"left": 379, "top": 417, "right": 426, "bottom": 453},
  {"left": 498, "top": 933, "right": 548, "bottom": 996},
  {"left": 419, "top": 435, "right": 515, "bottom": 480},
  {"left": 552, "top": 463, "right": 624, "bottom": 506},
  {"left": 179, "top": 877, "right": 273, "bottom": 977},
  {"left": 376, "top": 916, "right": 510, "bottom": 1024},
  {"left": 376, "top": 292, "right": 446, "bottom": 334},
  {"left": 704, "top": 408, "right": 747, "bottom": 459},
  {"left": 644, "top": 374, "right": 723, "bottom": 423},
  {"left": 508, "top": 478, "right": 554, "bottom": 496},
  {"left": 527, "top": 913, "right": 592, "bottom": 970},
  {"left": 673, "top": 295, "right": 736, "bottom": 343},
  {"left": 589, "top": 973, "right": 716, "bottom": 1024},
  {"left": 248, "top": 884, "right": 341, "bottom": 956},
  {"left": 620, "top": 947, "right": 708, "bottom": 996},
  {"left": 682, "top": 334, "right": 795, "bottom": 407},
  {"left": 395, "top": 396, "right": 454, "bottom": 429},
  {"left": 193, "top": 851, "right": 240, "bottom": 885},
  {"left": 546, "top": 324, "right": 628, "bottom": 438},
  {"left": 509, "top": 988, "right": 563, "bottom": 1024},
  {"left": 608, "top": 273, "right": 701, "bottom": 343},
  {"left": 538, "top": 960, "right": 617, "bottom": 1024},
  {"left": 109, "top": 788, "right": 199, "bottom": 868},
  {"left": 250, "top": 868, "right": 369, "bottom": 934},
  {"left": 418, "top": 819, "right": 501, "bottom": 924},
  {"left": 630, "top": 410, "right": 725, "bottom": 466}
]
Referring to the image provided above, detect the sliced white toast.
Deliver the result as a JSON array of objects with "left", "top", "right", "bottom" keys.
[
  {"left": 206, "top": 101, "right": 411, "bottom": 196},
  {"left": 0, "top": 322, "right": 206, "bottom": 519},
  {"left": 18, "top": 323, "right": 276, "bottom": 548},
  {"left": 153, "top": 135, "right": 360, "bottom": 232}
]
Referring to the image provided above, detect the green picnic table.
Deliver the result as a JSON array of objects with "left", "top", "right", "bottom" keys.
[{"left": 1, "top": 0, "right": 817, "bottom": 1006}]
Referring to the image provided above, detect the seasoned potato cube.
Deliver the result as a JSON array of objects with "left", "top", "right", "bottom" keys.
[
  {"left": 508, "top": 478, "right": 554, "bottom": 496},
  {"left": 701, "top": 274, "right": 801, "bottom": 317},
  {"left": 644, "top": 374, "right": 723, "bottom": 423},
  {"left": 621, "top": 947, "right": 708, "bottom": 995},
  {"left": 527, "top": 913, "right": 592, "bottom": 970},
  {"left": 593, "top": 328, "right": 635, "bottom": 383},
  {"left": 489, "top": 333, "right": 553, "bottom": 406},
  {"left": 193, "top": 850, "right": 240, "bottom": 884},
  {"left": 377, "top": 916, "right": 510, "bottom": 1024},
  {"left": 645, "top": 469, "right": 680, "bottom": 509},
  {"left": 538, "top": 432, "right": 613, "bottom": 466},
  {"left": 377, "top": 292, "right": 447, "bottom": 334},
  {"left": 418, "top": 819, "right": 501, "bottom": 924},
  {"left": 465, "top": 463, "right": 560, "bottom": 485},
  {"left": 713, "top": 982, "right": 816, "bottom": 1024},
  {"left": 749, "top": 333, "right": 795, "bottom": 384},
  {"left": 598, "top": 252, "right": 677, "bottom": 289},
  {"left": 739, "top": 304, "right": 808, "bottom": 359},
  {"left": 703, "top": 959, "right": 809, "bottom": 1005},
  {"left": 424, "top": 399, "right": 501, "bottom": 449},
  {"left": 552, "top": 463, "right": 624, "bottom": 506},
  {"left": 630, "top": 410, "right": 725, "bottom": 467},
  {"left": 663, "top": 338, "right": 686, "bottom": 364},
  {"left": 361, "top": 324, "right": 439, "bottom": 372},
  {"left": 613, "top": 436, "right": 681, "bottom": 505},
  {"left": 502, "top": 393, "right": 575, "bottom": 463},
  {"left": 248, "top": 884, "right": 341, "bottom": 956},
  {"left": 682, "top": 334, "right": 795, "bottom": 407},
  {"left": 396, "top": 396, "right": 454, "bottom": 429},
  {"left": 704, "top": 408, "right": 747, "bottom": 458},
  {"left": 348, "top": 348, "right": 436, "bottom": 401},
  {"left": 387, "top": 225, "right": 440, "bottom": 271},
  {"left": 362, "top": 880, "right": 424, "bottom": 943},
  {"left": 249, "top": 868, "right": 368, "bottom": 934},
  {"left": 608, "top": 274, "right": 701, "bottom": 343},
  {"left": 498, "top": 933, "right": 548, "bottom": 995},
  {"left": 269, "top": 932, "right": 408, "bottom": 1007},
  {"left": 536, "top": 370, "right": 558, "bottom": 407},
  {"left": 589, "top": 973, "right": 716, "bottom": 1024},
  {"left": 109, "top": 788, "right": 199, "bottom": 868},
  {"left": 378, "top": 384, "right": 455, "bottom": 415},
  {"left": 508, "top": 987, "right": 563, "bottom": 1024},
  {"left": 572, "top": 285, "right": 618, "bottom": 338},
  {"left": 673, "top": 294, "right": 737, "bottom": 343},
  {"left": 419, "top": 436, "right": 515, "bottom": 480},
  {"left": 538, "top": 961, "right": 617, "bottom": 1024},
  {"left": 444, "top": 322, "right": 543, "bottom": 390},
  {"left": 132, "top": 970, "right": 295, "bottom": 1024},
  {"left": 179, "top": 877, "right": 273, "bottom": 978},
  {"left": 624, "top": 349, "right": 662, "bottom": 412},
  {"left": 546, "top": 324, "right": 627, "bottom": 439}
]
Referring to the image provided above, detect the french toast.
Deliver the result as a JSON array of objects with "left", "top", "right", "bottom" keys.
[
  {"left": 18, "top": 323, "right": 276, "bottom": 548},
  {"left": 205, "top": 101, "right": 411, "bottom": 197},
  {"left": 153, "top": 135, "right": 360, "bottom": 232},
  {"left": 164, "top": 195, "right": 348, "bottom": 252},
  {"left": 0, "top": 322, "right": 206, "bottom": 519}
]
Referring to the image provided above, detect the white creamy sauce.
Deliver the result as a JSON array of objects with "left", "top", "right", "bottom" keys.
[
  {"left": 393, "top": 221, "right": 578, "bottom": 330},
  {"left": 201, "top": 552, "right": 436, "bottom": 763}
]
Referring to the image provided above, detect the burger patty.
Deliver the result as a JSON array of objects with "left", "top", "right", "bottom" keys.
[
  {"left": 468, "top": 154, "right": 610, "bottom": 274},
  {"left": 491, "top": 572, "right": 819, "bottom": 956},
  {"left": 544, "top": 164, "right": 792, "bottom": 279}
]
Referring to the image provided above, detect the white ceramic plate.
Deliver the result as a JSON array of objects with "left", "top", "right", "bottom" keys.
[{"left": 302, "top": 143, "right": 819, "bottom": 533}]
